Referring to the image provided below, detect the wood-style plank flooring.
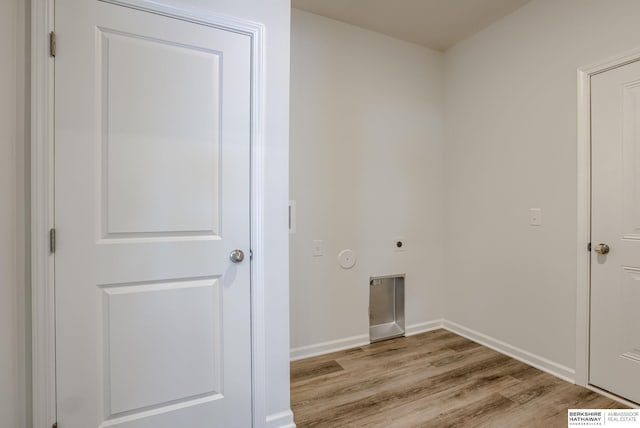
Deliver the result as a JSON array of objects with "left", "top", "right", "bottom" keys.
[{"left": 290, "top": 329, "right": 626, "bottom": 427}]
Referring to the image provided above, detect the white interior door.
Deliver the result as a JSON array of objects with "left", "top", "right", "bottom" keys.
[
  {"left": 590, "top": 59, "right": 640, "bottom": 405},
  {"left": 54, "top": 1, "right": 252, "bottom": 426}
]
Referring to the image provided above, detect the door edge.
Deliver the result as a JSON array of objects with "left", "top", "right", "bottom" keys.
[{"left": 31, "top": 0, "right": 56, "bottom": 426}]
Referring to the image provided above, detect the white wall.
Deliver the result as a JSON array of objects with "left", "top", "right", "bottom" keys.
[
  {"left": 1, "top": 0, "right": 29, "bottom": 427},
  {"left": 290, "top": 10, "right": 445, "bottom": 355},
  {"left": 444, "top": 0, "right": 640, "bottom": 373}
]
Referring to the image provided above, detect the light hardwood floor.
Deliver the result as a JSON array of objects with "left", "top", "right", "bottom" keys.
[{"left": 290, "top": 329, "right": 626, "bottom": 427}]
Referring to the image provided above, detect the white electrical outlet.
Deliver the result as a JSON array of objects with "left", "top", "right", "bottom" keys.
[
  {"left": 312, "top": 240, "right": 324, "bottom": 257},
  {"left": 529, "top": 208, "right": 542, "bottom": 226}
]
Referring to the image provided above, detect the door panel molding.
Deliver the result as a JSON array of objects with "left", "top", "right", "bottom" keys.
[
  {"left": 576, "top": 47, "right": 640, "bottom": 391},
  {"left": 31, "top": 0, "right": 267, "bottom": 426}
]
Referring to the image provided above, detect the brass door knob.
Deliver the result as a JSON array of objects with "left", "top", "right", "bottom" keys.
[{"left": 594, "top": 243, "right": 610, "bottom": 255}]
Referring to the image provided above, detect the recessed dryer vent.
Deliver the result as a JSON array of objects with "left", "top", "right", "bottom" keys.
[{"left": 369, "top": 275, "right": 405, "bottom": 343}]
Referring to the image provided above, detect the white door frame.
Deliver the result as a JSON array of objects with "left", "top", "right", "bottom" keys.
[
  {"left": 31, "top": 0, "right": 267, "bottom": 426},
  {"left": 576, "top": 47, "right": 640, "bottom": 401}
]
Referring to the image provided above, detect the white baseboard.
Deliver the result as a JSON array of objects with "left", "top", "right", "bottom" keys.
[
  {"left": 405, "top": 319, "right": 444, "bottom": 336},
  {"left": 290, "top": 320, "right": 445, "bottom": 361},
  {"left": 288, "top": 319, "right": 575, "bottom": 385},
  {"left": 266, "top": 409, "right": 296, "bottom": 428},
  {"left": 290, "top": 334, "right": 369, "bottom": 361},
  {"left": 442, "top": 320, "right": 576, "bottom": 383}
]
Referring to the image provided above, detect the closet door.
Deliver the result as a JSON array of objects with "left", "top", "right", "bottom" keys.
[{"left": 55, "top": 1, "right": 252, "bottom": 426}]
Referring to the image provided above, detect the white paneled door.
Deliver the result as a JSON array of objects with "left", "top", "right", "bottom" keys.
[
  {"left": 590, "top": 59, "right": 640, "bottom": 404},
  {"left": 55, "top": 1, "right": 252, "bottom": 426}
]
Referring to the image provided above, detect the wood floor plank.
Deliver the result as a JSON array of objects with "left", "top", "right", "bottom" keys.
[
  {"left": 353, "top": 366, "right": 524, "bottom": 427},
  {"left": 290, "top": 359, "right": 344, "bottom": 382},
  {"left": 419, "top": 393, "right": 518, "bottom": 428},
  {"left": 499, "top": 370, "right": 565, "bottom": 405},
  {"left": 290, "top": 329, "right": 628, "bottom": 427},
  {"left": 490, "top": 382, "right": 605, "bottom": 428},
  {"left": 293, "top": 352, "right": 514, "bottom": 425},
  {"left": 291, "top": 344, "right": 508, "bottom": 419}
]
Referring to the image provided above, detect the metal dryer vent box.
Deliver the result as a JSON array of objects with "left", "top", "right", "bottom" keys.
[{"left": 369, "top": 275, "right": 405, "bottom": 343}]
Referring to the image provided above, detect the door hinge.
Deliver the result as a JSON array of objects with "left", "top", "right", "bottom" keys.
[
  {"left": 587, "top": 242, "right": 592, "bottom": 252},
  {"left": 50, "top": 228, "right": 56, "bottom": 254},
  {"left": 49, "top": 31, "right": 56, "bottom": 57}
]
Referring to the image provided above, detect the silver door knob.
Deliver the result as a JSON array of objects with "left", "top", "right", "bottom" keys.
[
  {"left": 594, "top": 243, "right": 610, "bottom": 255},
  {"left": 229, "top": 249, "right": 245, "bottom": 263}
]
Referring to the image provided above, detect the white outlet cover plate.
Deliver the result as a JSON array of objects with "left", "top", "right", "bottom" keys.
[
  {"left": 338, "top": 249, "right": 357, "bottom": 269},
  {"left": 529, "top": 208, "right": 542, "bottom": 226},
  {"left": 312, "top": 240, "right": 324, "bottom": 257}
]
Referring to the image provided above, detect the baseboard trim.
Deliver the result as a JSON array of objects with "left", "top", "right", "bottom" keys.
[
  {"left": 290, "top": 334, "right": 369, "bottom": 361},
  {"left": 442, "top": 320, "right": 576, "bottom": 383},
  {"left": 289, "top": 319, "right": 575, "bottom": 385},
  {"left": 405, "top": 319, "right": 445, "bottom": 336},
  {"left": 266, "top": 410, "right": 296, "bottom": 428},
  {"left": 290, "top": 320, "right": 445, "bottom": 361}
]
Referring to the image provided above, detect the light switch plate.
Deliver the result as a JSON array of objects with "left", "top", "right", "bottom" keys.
[{"left": 529, "top": 208, "right": 542, "bottom": 226}]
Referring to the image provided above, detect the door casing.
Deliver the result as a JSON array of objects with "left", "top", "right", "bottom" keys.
[
  {"left": 576, "top": 47, "right": 640, "bottom": 407},
  {"left": 30, "top": 0, "right": 268, "bottom": 426}
]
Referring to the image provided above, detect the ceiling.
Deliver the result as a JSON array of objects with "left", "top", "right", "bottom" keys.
[{"left": 291, "top": 0, "right": 532, "bottom": 51}]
